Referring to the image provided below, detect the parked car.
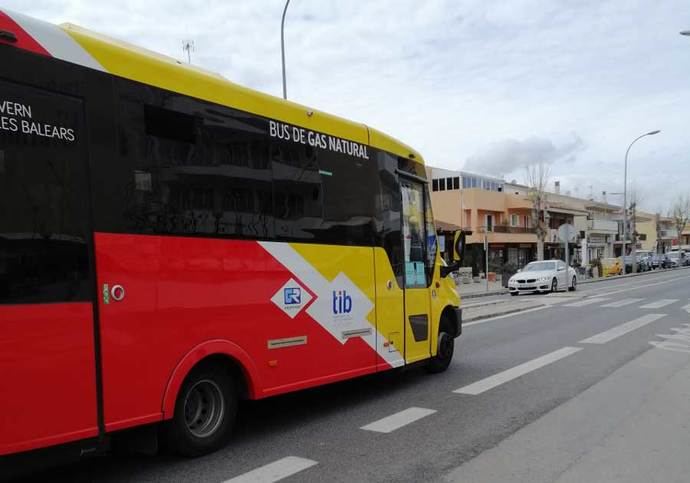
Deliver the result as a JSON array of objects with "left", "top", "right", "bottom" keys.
[
  {"left": 623, "top": 255, "right": 651, "bottom": 273},
  {"left": 665, "top": 251, "right": 686, "bottom": 268},
  {"left": 601, "top": 257, "right": 623, "bottom": 277},
  {"left": 648, "top": 253, "right": 667, "bottom": 269},
  {"left": 508, "top": 260, "right": 577, "bottom": 295}
]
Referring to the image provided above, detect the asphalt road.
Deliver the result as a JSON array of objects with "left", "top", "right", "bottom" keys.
[{"left": 16, "top": 268, "right": 690, "bottom": 482}]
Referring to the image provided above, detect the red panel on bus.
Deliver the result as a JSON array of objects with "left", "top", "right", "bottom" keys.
[
  {"left": 0, "top": 303, "right": 98, "bottom": 456},
  {"left": 95, "top": 233, "right": 382, "bottom": 431},
  {"left": 0, "top": 11, "right": 50, "bottom": 56}
]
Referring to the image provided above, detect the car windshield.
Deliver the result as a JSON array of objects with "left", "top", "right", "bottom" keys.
[{"left": 524, "top": 262, "right": 556, "bottom": 271}]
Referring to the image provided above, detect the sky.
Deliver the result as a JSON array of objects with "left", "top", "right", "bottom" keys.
[{"left": 7, "top": 0, "right": 690, "bottom": 213}]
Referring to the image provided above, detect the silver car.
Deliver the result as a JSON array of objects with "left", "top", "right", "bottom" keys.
[{"left": 508, "top": 260, "right": 578, "bottom": 295}]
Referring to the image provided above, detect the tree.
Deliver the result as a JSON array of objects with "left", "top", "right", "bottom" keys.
[
  {"left": 670, "top": 195, "right": 690, "bottom": 248},
  {"left": 526, "top": 162, "right": 550, "bottom": 261}
]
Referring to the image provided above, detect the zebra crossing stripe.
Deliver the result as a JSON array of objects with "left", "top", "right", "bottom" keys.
[
  {"left": 563, "top": 297, "right": 610, "bottom": 307},
  {"left": 640, "top": 299, "right": 678, "bottom": 309},
  {"left": 600, "top": 298, "right": 644, "bottom": 308}
]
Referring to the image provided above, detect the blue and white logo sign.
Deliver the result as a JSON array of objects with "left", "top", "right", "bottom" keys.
[
  {"left": 284, "top": 287, "right": 301, "bottom": 305},
  {"left": 271, "top": 278, "right": 312, "bottom": 319}
]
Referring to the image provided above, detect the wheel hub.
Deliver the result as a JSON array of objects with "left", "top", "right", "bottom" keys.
[{"left": 183, "top": 379, "right": 225, "bottom": 438}]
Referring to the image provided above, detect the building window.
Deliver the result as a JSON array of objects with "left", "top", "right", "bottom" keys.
[
  {"left": 432, "top": 179, "right": 439, "bottom": 191},
  {"left": 439, "top": 178, "right": 446, "bottom": 191},
  {"left": 446, "top": 177, "right": 453, "bottom": 190},
  {"left": 453, "top": 177, "right": 460, "bottom": 189},
  {"left": 486, "top": 214, "right": 494, "bottom": 232},
  {"left": 511, "top": 214, "right": 519, "bottom": 226}
]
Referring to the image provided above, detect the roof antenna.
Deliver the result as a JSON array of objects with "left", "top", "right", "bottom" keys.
[{"left": 182, "top": 39, "right": 195, "bottom": 64}]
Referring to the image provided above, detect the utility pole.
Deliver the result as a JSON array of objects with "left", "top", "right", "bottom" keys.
[
  {"left": 631, "top": 202, "right": 638, "bottom": 272},
  {"left": 280, "top": 0, "right": 291, "bottom": 99},
  {"left": 623, "top": 130, "right": 660, "bottom": 261},
  {"left": 484, "top": 233, "right": 489, "bottom": 292}
]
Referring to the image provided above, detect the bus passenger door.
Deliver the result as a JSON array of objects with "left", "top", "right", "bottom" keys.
[
  {"left": 0, "top": 78, "right": 99, "bottom": 455},
  {"left": 399, "top": 179, "right": 432, "bottom": 364}
]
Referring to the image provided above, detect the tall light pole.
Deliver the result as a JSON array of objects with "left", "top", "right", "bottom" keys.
[
  {"left": 281, "top": 0, "right": 291, "bottom": 99},
  {"left": 622, "top": 130, "right": 660, "bottom": 264}
]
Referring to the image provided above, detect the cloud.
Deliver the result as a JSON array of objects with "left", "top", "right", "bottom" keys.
[
  {"left": 463, "top": 134, "right": 585, "bottom": 176},
  {"left": 7, "top": 0, "right": 690, "bottom": 212}
]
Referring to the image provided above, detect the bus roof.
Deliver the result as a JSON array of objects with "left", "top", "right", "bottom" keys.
[{"left": 0, "top": 9, "right": 424, "bottom": 164}]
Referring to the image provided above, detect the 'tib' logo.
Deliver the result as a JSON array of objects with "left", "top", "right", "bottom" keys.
[{"left": 332, "top": 290, "right": 352, "bottom": 314}]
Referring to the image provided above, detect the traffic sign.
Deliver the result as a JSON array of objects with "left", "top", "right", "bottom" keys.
[{"left": 558, "top": 223, "right": 577, "bottom": 243}]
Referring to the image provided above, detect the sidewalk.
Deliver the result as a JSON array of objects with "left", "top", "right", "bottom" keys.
[{"left": 443, "top": 333, "right": 690, "bottom": 483}]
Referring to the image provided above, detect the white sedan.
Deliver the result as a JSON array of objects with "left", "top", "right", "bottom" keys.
[{"left": 508, "top": 260, "right": 577, "bottom": 295}]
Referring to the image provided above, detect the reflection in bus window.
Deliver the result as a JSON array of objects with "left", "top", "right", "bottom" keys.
[{"left": 401, "top": 181, "right": 427, "bottom": 288}]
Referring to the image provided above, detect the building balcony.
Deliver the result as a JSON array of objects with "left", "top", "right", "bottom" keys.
[{"left": 658, "top": 229, "right": 679, "bottom": 240}]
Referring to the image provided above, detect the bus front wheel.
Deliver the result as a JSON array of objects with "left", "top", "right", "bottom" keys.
[
  {"left": 164, "top": 363, "right": 238, "bottom": 457},
  {"left": 426, "top": 321, "right": 455, "bottom": 374}
]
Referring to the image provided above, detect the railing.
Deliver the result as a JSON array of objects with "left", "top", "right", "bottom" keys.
[{"left": 493, "top": 224, "right": 536, "bottom": 234}]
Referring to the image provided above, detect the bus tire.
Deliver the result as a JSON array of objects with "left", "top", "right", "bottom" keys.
[
  {"left": 164, "top": 363, "right": 237, "bottom": 457},
  {"left": 425, "top": 321, "right": 455, "bottom": 374}
]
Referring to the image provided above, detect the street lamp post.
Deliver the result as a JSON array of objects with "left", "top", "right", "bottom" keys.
[
  {"left": 622, "top": 130, "right": 660, "bottom": 270},
  {"left": 281, "top": 0, "right": 291, "bottom": 100}
]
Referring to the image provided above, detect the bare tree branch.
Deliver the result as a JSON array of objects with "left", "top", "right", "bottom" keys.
[
  {"left": 670, "top": 195, "right": 690, "bottom": 247},
  {"left": 525, "top": 162, "right": 551, "bottom": 261}
]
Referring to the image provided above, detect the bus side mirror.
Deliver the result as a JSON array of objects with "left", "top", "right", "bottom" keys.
[
  {"left": 451, "top": 230, "right": 467, "bottom": 263},
  {"left": 440, "top": 230, "right": 468, "bottom": 278}
]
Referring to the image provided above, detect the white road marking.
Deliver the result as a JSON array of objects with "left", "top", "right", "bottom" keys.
[
  {"left": 360, "top": 407, "right": 436, "bottom": 433},
  {"left": 453, "top": 347, "right": 582, "bottom": 395},
  {"left": 579, "top": 313, "right": 666, "bottom": 344},
  {"left": 464, "top": 306, "right": 548, "bottom": 327},
  {"left": 224, "top": 457, "right": 318, "bottom": 483},
  {"left": 639, "top": 299, "right": 678, "bottom": 309},
  {"left": 600, "top": 298, "right": 644, "bottom": 308},
  {"left": 563, "top": 297, "right": 611, "bottom": 307},
  {"left": 583, "top": 273, "right": 690, "bottom": 299},
  {"left": 681, "top": 304, "right": 690, "bottom": 312},
  {"left": 650, "top": 324, "right": 690, "bottom": 353}
]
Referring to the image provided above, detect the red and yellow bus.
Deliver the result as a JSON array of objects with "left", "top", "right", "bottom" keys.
[{"left": 0, "top": 9, "right": 463, "bottom": 460}]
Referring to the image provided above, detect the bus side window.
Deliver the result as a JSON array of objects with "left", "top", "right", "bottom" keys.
[
  {"left": 376, "top": 152, "right": 404, "bottom": 288},
  {"left": 318, "top": 149, "right": 377, "bottom": 246},
  {"left": 107, "top": 80, "right": 275, "bottom": 239},
  {"left": 271, "top": 141, "right": 322, "bottom": 241}
]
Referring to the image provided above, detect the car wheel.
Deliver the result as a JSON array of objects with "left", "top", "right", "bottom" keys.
[
  {"left": 551, "top": 278, "right": 558, "bottom": 293},
  {"left": 164, "top": 364, "right": 238, "bottom": 457},
  {"left": 569, "top": 276, "right": 577, "bottom": 291}
]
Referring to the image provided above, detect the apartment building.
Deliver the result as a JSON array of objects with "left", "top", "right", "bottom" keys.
[{"left": 428, "top": 166, "right": 686, "bottom": 270}]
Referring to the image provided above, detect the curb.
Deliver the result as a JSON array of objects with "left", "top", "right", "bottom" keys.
[
  {"left": 459, "top": 289, "right": 509, "bottom": 299},
  {"left": 579, "top": 265, "right": 690, "bottom": 285},
  {"left": 464, "top": 303, "right": 546, "bottom": 323}
]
